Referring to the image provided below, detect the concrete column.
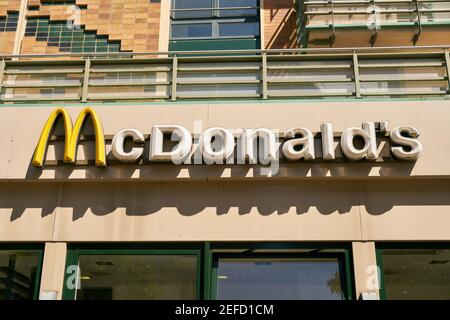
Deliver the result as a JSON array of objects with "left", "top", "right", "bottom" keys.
[
  {"left": 259, "top": 0, "right": 265, "bottom": 50},
  {"left": 13, "top": 0, "right": 28, "bottom": 55},
  {"left": 352, "top": 241, "right": 380, "bottom": 300},
  {"left": 39, "top": 242, "right": 67, "bottom": 300},
  {"left": 158, "top": 0, "right": 171, "bottom": 54}
]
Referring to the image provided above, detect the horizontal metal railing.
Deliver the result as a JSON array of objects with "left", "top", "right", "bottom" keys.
[
  {"left": 302, "top": 0, "right": 450, "bottom": 44},
  {"left": 1, "top": 46, "right": 450, "bottom": 103},
  {"left": 304, "top": 0, "right": 450, "bottom": 22}
]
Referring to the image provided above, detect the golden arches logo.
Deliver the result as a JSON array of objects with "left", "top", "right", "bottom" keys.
[{"left": 32, "top": 107, "right": 106, "bottom": 167}]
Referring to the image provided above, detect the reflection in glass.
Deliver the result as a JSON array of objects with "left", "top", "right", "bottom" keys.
[
  {"left": 217, "top": 259, "right": 345, "bottom": 300},
  {"left": 76, "top": 255, "right": 197, "bottom": 300},
  {"left": 172, "top": 23, "right": 213, "bottom": 38},
  {"left": 382, "top": 249, "right": 450, "bottom": 300},
  {"left": 219, "top": 0, "right": 258, "bottom": 17},
  {"left": 173, "top": 0, "right": 213, "bottom": 19},
  {"left": 0, "top": 250, "right": 40, "bottom": 300},
  {"left": 219, "top": 22, "right": 260, "bottom": 37}
]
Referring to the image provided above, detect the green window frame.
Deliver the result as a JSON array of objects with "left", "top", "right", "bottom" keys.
[
  {"left": 62, "top": 242, "right": 354, "bottom": 300},
  {"left": 376, "top": 242, "right": 450, "bottom": 300},
  {"left": 62, "top": 243, "right": 203, "bottom": 300},
  {"left": 0, "top": 243, "right": 44, "bottom": 300},
  {"left": 205, "top": 242, "right": 354, "bottom": 300},
  {"left": 169, "top": 0, "right": 261, "bottom": 52},
  {"left": 170, "top": 0, "right": 260, "bottom": 40}
]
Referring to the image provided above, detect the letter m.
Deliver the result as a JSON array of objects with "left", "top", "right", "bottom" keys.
[{"left": 32, "top": 107, "right": 106, "bottom": 167}]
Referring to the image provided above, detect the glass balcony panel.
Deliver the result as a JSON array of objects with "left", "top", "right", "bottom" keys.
[
  {"left": 268, "top": 82, "right": 355, "bottom": 97},
  {"left": 178, "top": 71, "right": 259, "bottom": 82},
  {"left": 305, "top": 1, "right": 450, "bottom": 26},
  {"left": 360, "top": 81, "right": 447, "bottom": 95},
  {"left": 88, "top": 63, "right": 170, "bottom": 101},
  {"left": 177, "top": 83, "right": 260, "bottom": 98},
  {"left": 1, "top": 73, "right": 82, "bottom": 102},
  {"left": 89, "top": 72, "right": 159, "bottom": 84},
  {"left": 1, "top": 87, "right": 80, "bottom": 102},
  {"left": 88, "top": 85, "right": 169, "bottom": 101}
]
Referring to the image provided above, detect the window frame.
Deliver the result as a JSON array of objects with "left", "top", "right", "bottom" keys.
[
  {"left": 170, "top": 0, "right": 260, "bottom": 41},
  {"left": 0, "top": 243, "right": 45, "bottom": 300},
  {"left": 206, "top": 242, "right": 354, "bottom": 300},
  {"left": 171, "top": 18, "right": 260, "bottom": 40},
  {"left": 211, "top": 252, "right": 351, "bottom": 300},
  {"left": 0, "top": 11, "right": 19, "bottom": 33},
  {"left": 62, "top": 244, "right": 203, "bottom": 300},
  {"left": 62, "top": 242, "right": 354, "bottom": 300},
  {"left": 171, "top": 0, "right": 259, "bottom": 19}
]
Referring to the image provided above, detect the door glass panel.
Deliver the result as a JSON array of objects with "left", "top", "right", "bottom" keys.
[
  {"left": 381, "top": 249, "right": 450, "bottom": 300},
  {"left": 172, "top": 23, "right": 213, "bottom": 38},
  {"left": 76, "top": 255, "right": 197, "bottom": 300},
  {"left": 219, "top": 22, "right": 260, "bottom": 37},
  {"left": 216, "top": 258, "right": 345, "bottom": 300},
  {"left": 173, "top": 0, "right": 213, "bottom": 19},
  {"left": 0, "top": 250, "right": 41, "bottom": 300},
  {"left": 219, "top": 0, "right": 258, "bottom": 17}
]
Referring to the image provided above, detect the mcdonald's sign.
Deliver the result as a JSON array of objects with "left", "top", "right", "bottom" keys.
[
  {"left": 32, "top": 107, "right": 106, "bottom": 167},
  {"left": 32, "top": 107, "right": 422, "bottom": 169}
]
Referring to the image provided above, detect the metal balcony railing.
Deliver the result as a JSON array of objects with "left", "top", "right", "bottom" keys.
[
  {"left": 302, "top": 0, "right": 450, "bottom": 44},
  {"left": 1, "top": 46, "right": 450, "bottom": 103}
]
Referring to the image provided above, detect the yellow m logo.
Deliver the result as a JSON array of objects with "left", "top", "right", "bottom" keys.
[{"left": 32, "top": 107, "right": 106, "bottom": 167}]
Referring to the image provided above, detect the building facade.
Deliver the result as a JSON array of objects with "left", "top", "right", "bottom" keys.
[{"left": 1, "top": 0, "right": 450, "bottom": 300}]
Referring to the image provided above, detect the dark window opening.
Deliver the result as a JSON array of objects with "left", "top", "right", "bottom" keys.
[{"left": 0, "top": 12, "right": 19, "bottom": 33}]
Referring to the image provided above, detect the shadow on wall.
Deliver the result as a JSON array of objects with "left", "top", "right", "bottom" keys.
[
  {"left": 24, "top": 161, "right": 418, "bottom": 181},
  {"left": 1, "top": 178, "right": 450, "bottom": 222},
  {"left": 265, "top": 0, "right": 298, "bottom": 49}
]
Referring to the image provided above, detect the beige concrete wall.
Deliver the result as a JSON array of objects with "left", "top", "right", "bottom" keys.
[
  {"left": 0, "top": 100, "right": 449, "bottom": 243},
  {"left": 0, "top": 100, "right": 449, "bottom": 300},
  {"left": 0, "top": 100, "right": 450, "bottom": 181},
  {"left": 1, "top": 179, "right": 450, "bottom": 243},
  {"left": 352, "top": 242, "right": 379, "bottom": 300},
  {"left": 39, "top": 242, "right": 67, "bottom": 300}
]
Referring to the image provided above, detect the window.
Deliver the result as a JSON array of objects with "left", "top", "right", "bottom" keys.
[
  {"left": 216, "top": 258, "right": 346, "bottom": 300},
  {"left": 64, "top": 249, "right": 200, "bottom": 300},
  {"left": 170, "top": 0, "right": 260, "bottom": 41},
  {"left": 378, "top": 244, "right": 450, "bottom": 300},
  {"left": 41, "top": 0, "right": 76, "bottom": 5},
  {"left": 172, "top": 23, "right": 213, "bottom": 38},
  {"left": 25, "top": 17, "right": 121, "bottom": 53},
  {"left": 172, "top": 0, "right": 213, "bottom": 19},
  {"left": 0, "top": 248, "right": 43, "bottom": 300},
  {"left": 63, "top": 243, "right": 353, "bottom": 300},
  {"left": 211, "top": 244, "right": 352, "bottom": 300},
  {"left": 218, "top": 21, "right": 260, "bottom": 37},
  {"left": 0, "top": 12, "right": 19, "bottom": 32}
]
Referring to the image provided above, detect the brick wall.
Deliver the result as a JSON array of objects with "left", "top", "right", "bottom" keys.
[
  {"left": 21, "top": 0, "right": 161, "bottom": 55},
  {"left": 0, "top": 0, "right": 21, "bottom": 54},
  {"left": 263, "top": 0, "right": 298, "bottom": 49},
  {"left": 0, "top": 0, "right": 20, "bottom": 16}
]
